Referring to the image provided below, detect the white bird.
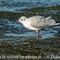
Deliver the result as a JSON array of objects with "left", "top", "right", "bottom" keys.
[{"left": 16, "top": 16, "right": 59, "bottom": 36}]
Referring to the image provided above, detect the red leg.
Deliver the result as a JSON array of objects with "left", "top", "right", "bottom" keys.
[{"left": 37, "top": 30, "right": 40, "bottom": 37}]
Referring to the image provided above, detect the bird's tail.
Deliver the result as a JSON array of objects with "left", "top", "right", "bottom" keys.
[
  {"left": 53, "top": 23, "right": 60, "bottom": 25},
  {"left": 49, "top": 20, "right": 60, "bottom": 26}
]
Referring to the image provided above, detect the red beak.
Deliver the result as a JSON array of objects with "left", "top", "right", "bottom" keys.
[{"left": 16, "top": 20, "right": 20, "bottom": 22}]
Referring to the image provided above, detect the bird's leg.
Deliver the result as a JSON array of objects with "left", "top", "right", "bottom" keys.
[{"left": 37, "top": 30, "right": 40, "bottom": 37}]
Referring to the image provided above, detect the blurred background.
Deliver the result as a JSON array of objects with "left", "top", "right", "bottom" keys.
[{"left": 0, "top": 0, "right": 60, "bottom": 12}]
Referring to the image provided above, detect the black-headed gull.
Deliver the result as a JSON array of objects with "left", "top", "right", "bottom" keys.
[{"left": 16, "top": 16, "right": 59, "bottom": 36}]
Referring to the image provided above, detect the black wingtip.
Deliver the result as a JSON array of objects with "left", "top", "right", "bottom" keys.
[{"left": 55, "top": 20, "right": 60, "bottom": 23}]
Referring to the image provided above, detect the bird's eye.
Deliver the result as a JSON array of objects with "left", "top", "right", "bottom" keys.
[{"left": 21, "top": 19, "right": 23, "bottom": 21}]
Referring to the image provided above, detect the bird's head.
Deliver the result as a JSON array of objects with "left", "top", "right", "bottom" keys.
[{"left": 16, "top": 16, "right": 27, "bottom": 24}]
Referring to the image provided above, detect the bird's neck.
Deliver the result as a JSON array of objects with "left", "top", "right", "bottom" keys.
[{"left": 22, "top": 21, "right": 31, "bottom": 28}]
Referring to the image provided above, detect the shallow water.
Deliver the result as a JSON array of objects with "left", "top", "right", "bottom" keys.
[{"left": 0, "top": 19, "right": 60, "bottom": 40}]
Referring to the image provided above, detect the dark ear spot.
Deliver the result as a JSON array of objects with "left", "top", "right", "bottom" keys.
[{"left": 24, "top": 19, "right": 25, "bottom": 21}]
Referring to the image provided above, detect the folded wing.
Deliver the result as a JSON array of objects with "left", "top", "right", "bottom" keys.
[{"left": 30, "top": 16, "right": 59, "bottom": 28}]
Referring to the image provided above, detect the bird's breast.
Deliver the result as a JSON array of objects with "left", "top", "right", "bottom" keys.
[{"left": 23, "top": 21, "right": 40, "bottom": 30}]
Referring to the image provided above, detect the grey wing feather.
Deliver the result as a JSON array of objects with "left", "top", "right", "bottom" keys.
[{"left": 30, "top": 16, "right": 55, "bottom": 28}]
